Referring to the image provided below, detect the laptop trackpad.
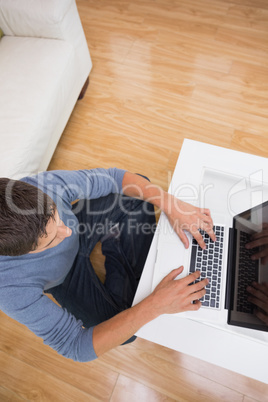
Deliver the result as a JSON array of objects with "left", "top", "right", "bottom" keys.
[{"left": 157, "top": 240, "right": 186, "bottom": 275}]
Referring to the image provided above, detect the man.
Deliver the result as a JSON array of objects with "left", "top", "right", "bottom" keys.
[{"left": 0, "top": 168, "right": 215, "bottom": 361}]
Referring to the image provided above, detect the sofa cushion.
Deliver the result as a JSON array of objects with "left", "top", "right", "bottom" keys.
[{"left": 0, "top": 36, "right": 77, "bottom": 179}]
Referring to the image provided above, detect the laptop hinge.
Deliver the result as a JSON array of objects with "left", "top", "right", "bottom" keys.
[{"left": 225, "top": 227, "right": 236, "bottom": 310}]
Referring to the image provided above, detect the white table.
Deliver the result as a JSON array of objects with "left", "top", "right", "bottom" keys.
[{"left": 133, "top": 139, "right": 268, "bottom": 384}]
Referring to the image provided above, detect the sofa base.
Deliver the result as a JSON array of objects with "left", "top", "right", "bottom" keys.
[{"left": 78, "top": 76, "right": 89, "bottom": 100}]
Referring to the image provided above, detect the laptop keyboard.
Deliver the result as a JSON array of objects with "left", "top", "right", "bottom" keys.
[
  {"left": 236, "top": 231, "right": 258, "bottom": 313},
  {"left": 190, "top": 226, "right": 225, "bottom": 309}
]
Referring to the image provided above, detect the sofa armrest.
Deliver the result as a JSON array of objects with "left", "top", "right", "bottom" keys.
[
  {"left": 0, "top": 0, "right": 92, "bottom": 74},
  {"left": 0, "top": 0, "right": 72, "bottom": 38}
]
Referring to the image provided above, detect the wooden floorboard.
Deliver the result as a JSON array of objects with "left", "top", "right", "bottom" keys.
[{"left": 1, "top": 0, "right": 268, "bottom": 400}]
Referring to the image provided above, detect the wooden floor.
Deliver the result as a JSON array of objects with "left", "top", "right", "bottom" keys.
[{"left": 1, "top": 0, "right": 268, "bottom": 400}]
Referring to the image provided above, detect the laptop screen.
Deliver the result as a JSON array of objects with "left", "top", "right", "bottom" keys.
[{"left": 228, "top": 201, "right": 268, "bottom": 332}]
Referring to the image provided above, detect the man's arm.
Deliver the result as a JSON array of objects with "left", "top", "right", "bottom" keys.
[
  {"left": 93, "top": 171, "right": 213, "bottom": 356},
  {"left": 93, "top": 267, "right": 208, "bottom": 356},
  {"left": 122, "top": 171, "right": 216, "bottom": 249}
]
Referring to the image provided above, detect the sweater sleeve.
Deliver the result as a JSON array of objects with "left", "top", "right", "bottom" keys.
[
  {"left": 0, "top": 285, "right": 97, "bottom": 362},
  {"left": 22, "top": 168, "right": 126, "bottom": 205}
]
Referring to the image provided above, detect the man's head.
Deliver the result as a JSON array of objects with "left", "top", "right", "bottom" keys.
[{"left": 0, "top": 178, "right": 57, "bottom": 256}]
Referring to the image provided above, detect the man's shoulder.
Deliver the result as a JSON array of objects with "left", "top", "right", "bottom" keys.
[
  {"left": 20, "top": 168, "right": 126, "bottom": 206},
  {"left": 20, "top": 170, "right": 82, "bottom": 207}
]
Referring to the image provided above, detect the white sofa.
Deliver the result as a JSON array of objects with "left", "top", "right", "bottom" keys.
[{"left": 0, "top": 0, "right": 92, "bottom": 179}]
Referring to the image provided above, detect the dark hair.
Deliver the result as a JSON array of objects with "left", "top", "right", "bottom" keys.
[{"left": 0, "top": 178, "right": 56, "bottom": 256}]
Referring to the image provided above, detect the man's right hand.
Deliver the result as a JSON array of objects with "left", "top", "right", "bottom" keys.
[
  {"left": 92, "top": 266, "right": 208, "bottom": 357},
  {"left": 149, "top": 266, "right": 208, "bottom": 315}
]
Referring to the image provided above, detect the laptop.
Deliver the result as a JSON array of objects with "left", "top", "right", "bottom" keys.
[{"left": 152, "top": 167, "right": 268, "bottom": 332}]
